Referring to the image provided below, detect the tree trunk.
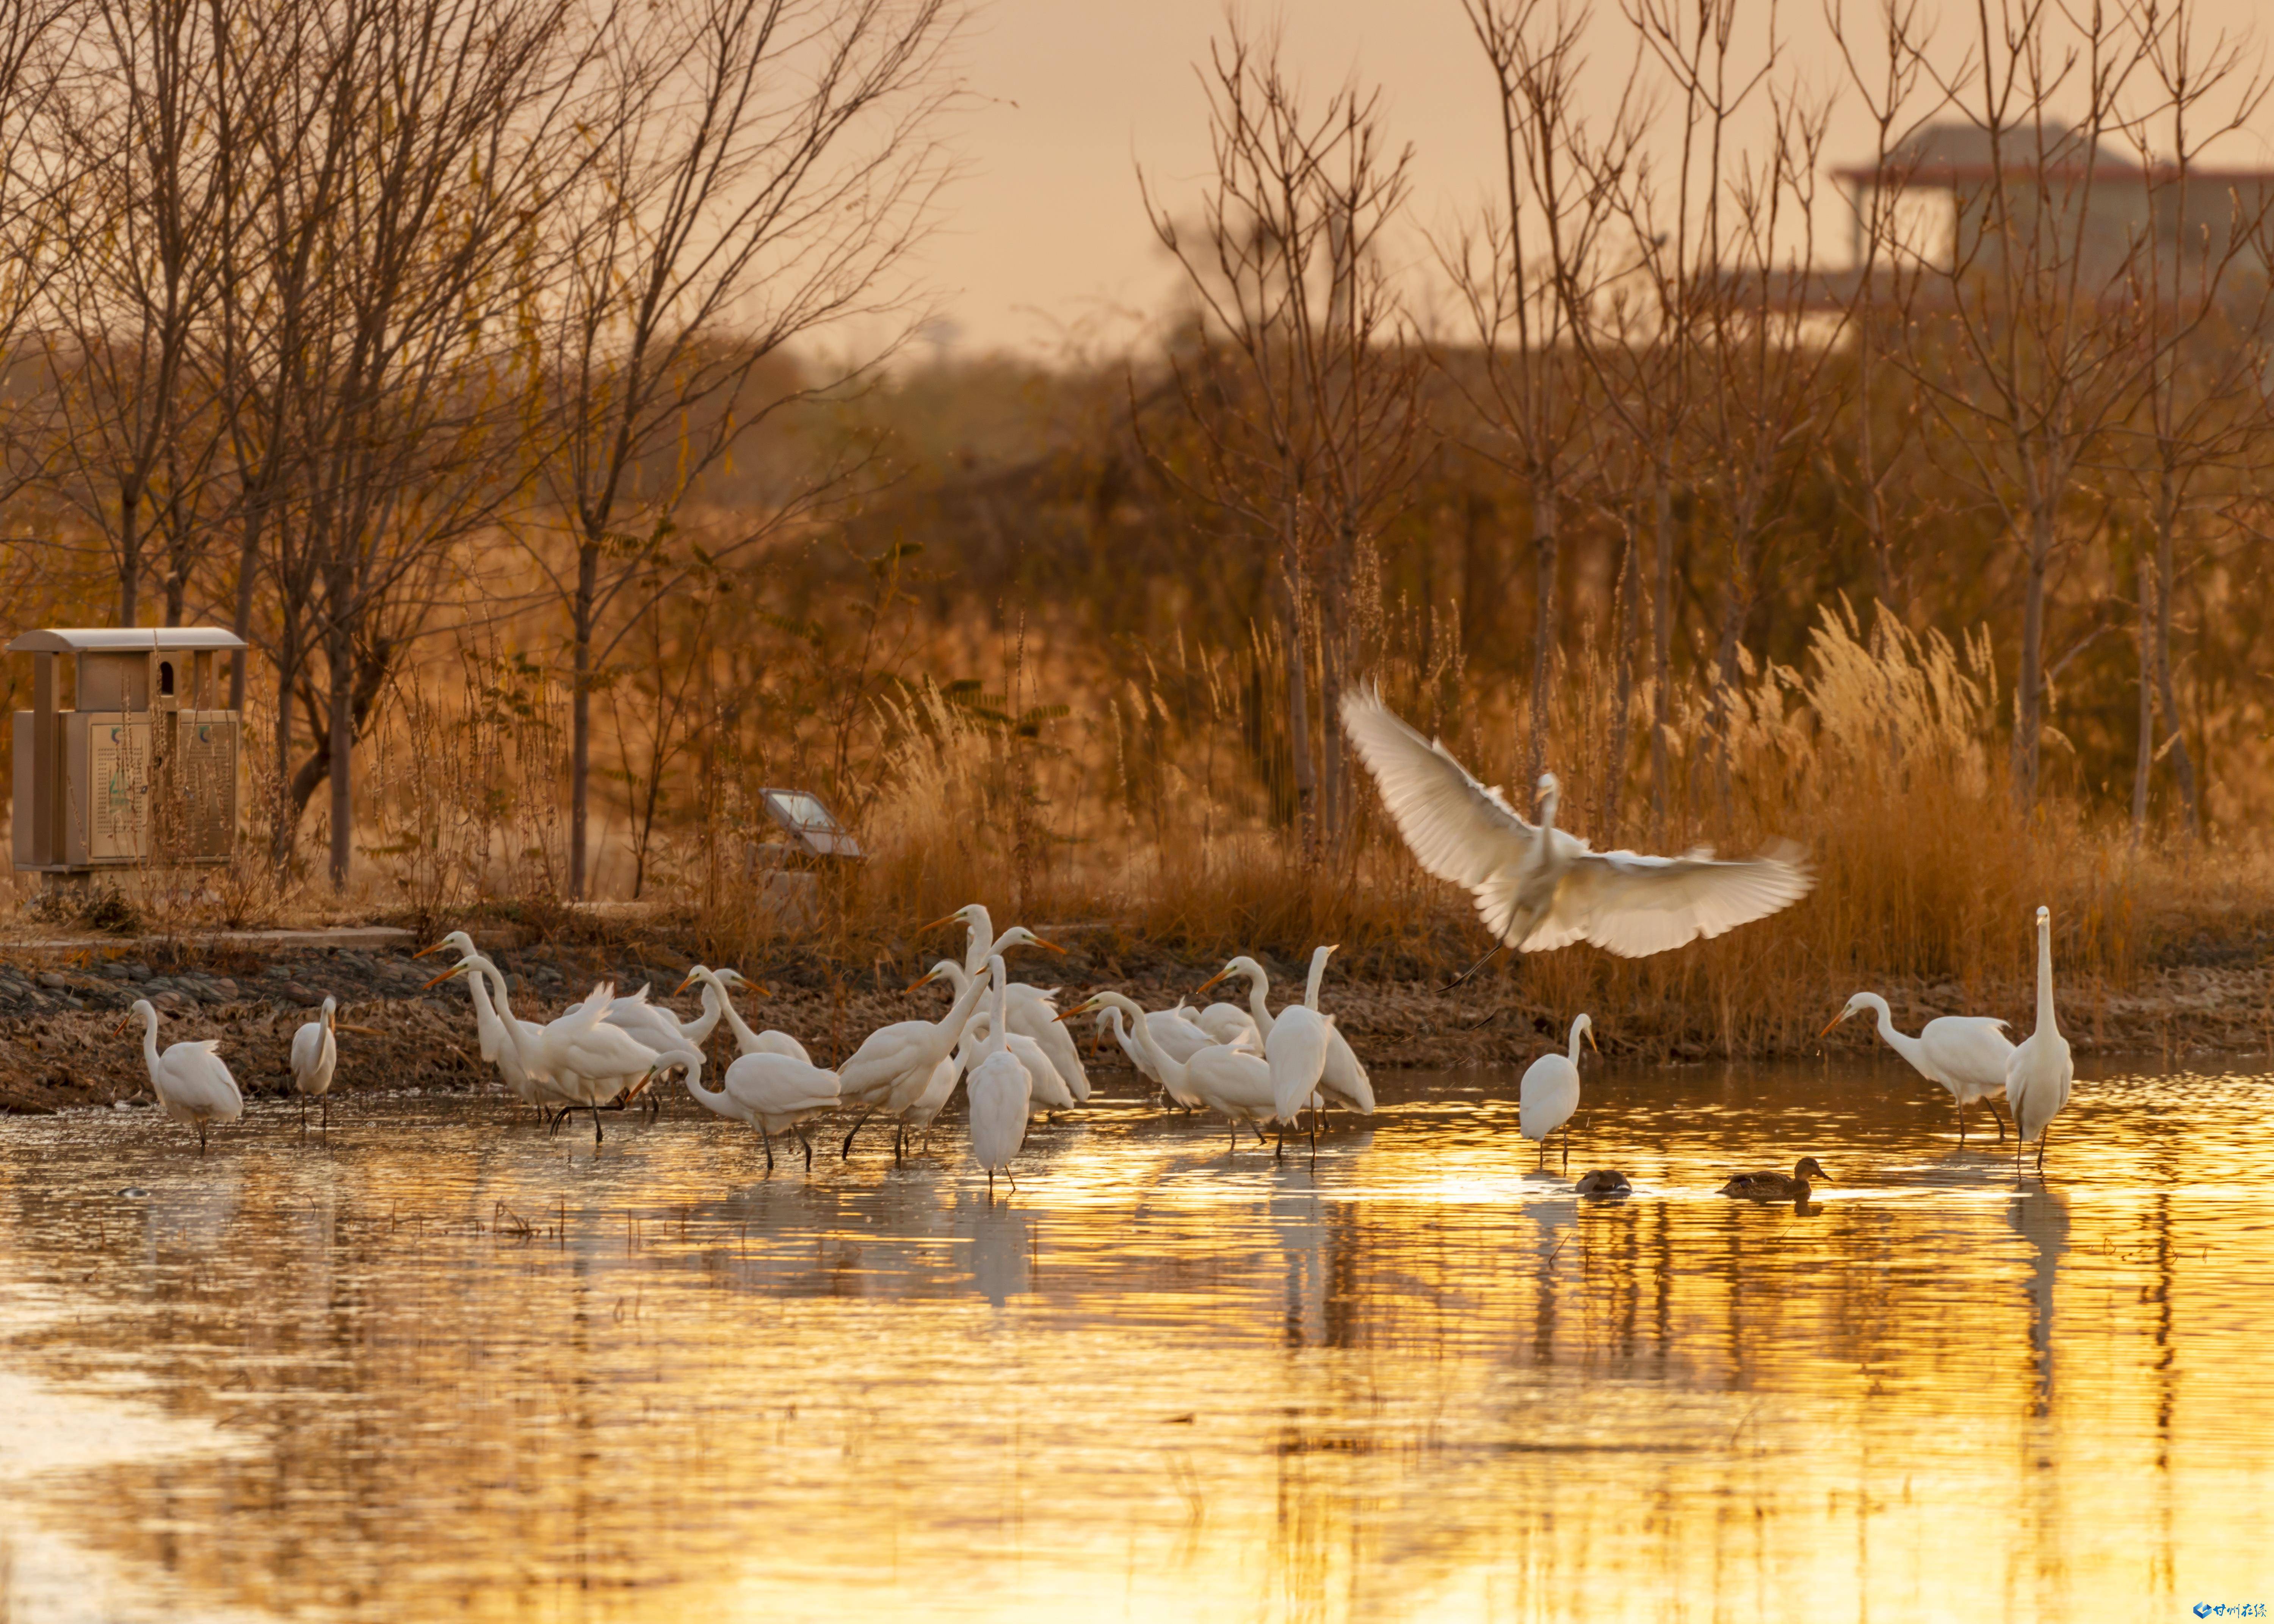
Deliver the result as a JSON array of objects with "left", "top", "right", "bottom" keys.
[
  {"left": 570, "top": 540, "right": 598, "bottom": 899},
  {"left": 328, "top": 629, "right": 354, "bottom": 891},
  {"left": 1525, "top": 477, "right": 1558, "bottom": 786},
  {"left": 2012, "top": 495, "right": 2053, "bottom": 810},
  {"left": 271, "top": 624, "right": 297, "bottom": 873},
  {"left": 119, "top": 491, "right": 142, "bottom": 626},
  {"left": 1603, "top": 513, "right": 1638, "bottom": 836},
  {"left": 1318, "top": 594, "right": 1344, "bottom": 846},
  {"left": 1650, "top": 455, "right": 1674, "bottom": 837},
  {"left": 228, "top": 505, "right": 263, "bottom": 712},
  {"left": 2152, "top": 476, "right": 2200, "bottom": 838},
  {"left": 2131, "top": 553, "right": 2152, "bottom": 844},
  {"left": 1281, "top": 555, "right": 1316, "bottom": 854}
]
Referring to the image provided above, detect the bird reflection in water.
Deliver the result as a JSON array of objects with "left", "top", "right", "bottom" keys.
[
  {"left": 2010, "top": 1185, "right": 2071, "bottom": 1413},
  {"left": 962, "top": 1196, "right": 1036, "bottom": 1306}
]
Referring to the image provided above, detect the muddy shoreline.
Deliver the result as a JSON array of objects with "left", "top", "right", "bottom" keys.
[{"left": 1, "top": 933, "right": 2268, "bottom": 1115}]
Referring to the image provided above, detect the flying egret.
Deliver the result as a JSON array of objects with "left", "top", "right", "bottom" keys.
[
  {"left": 2006, "top": 905, "right": 2073, "bottom": 1175},
  {"left": 684, "top": 1049, "right": 840, "bottom": 1172},
  {"left": 1340, "top": 686, "right": 1812, "bottom": 957},
  {"left": 289, "top": 996, "right": 338, "bottom": 1130},
  {"left": 928, "top": 906, "right": 1091, "bottom": 1101},
  {"left": 1519, "top": 1013, "right": 1596, "bottom": 1170},
  {"left": 1720, "top": 1157, "right": 1827, "bottom": 1200},
  {"left": 967, "top": 960, "right": 1032, "bottom": 1197},
  {"left": 1265, "top": 946, "right": 1339, "bottom": 1146},
  {"left": 835, "top": 960, "right": 992, "bottom": 1159},
  {"left": 118, "top": 998, "right": 243, "bottom": 1153},
  {"left": 674, "top": 966, "right": 811, "bottom": 1062},
  {"left": 1822, "top": 991, "right": 2014, "bottom": 1144},
  {"left": 1063, "top": 991, "right": 1294, "bottom": 1155}
]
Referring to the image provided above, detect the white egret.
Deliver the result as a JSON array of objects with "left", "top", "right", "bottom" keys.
[
  {"left": 674, "top": 966, "right": 811, "bottom": 1062},
  {"left": 960, "top": 1007, "right": 1077, "bottom": 1118},
  {"left": 1265, "top": 946, "right": 1338, "bottom": 1137},
  {"left": 1190, "top": 1001, "right": 1262, "bottom": 1050},
  {"left": 922, "top": 958, "right": 1087, "bottom": 1109},
  {"left": 119, "top": 998, "right": 243, "bottom": 1153},
  {"left": 1065, "top": 991, "right": 1295, "bottom": 1155},
  {"left": 1720, "top": 1157, "right": 1827, "bottom": 1200},
  {"left": 288, "top": 996, "right": 338, "bottom": 1129},
  {"left": 1340, "top": 687, "right": 1813, "bottom": 957},
  {"left": 2006, "top": 905, "right": 2073, "bottom": 1175},
  {"left": 1199, "top": 949, "right": 1373, "bottom": 1115},
  {"left": 1519, "top": 1013, "right": 1596, "bottom": 1170},
  {"left": 930, "top": 906, "right": 1091, "bottom": 1100},
  {"left": 835, "top": 959, "right": 992, "bottom": 1159},
  {"left": 1093, "top": 1006, "right": 1201, "bottom": 1108},
  {"left": 685, "top": 1050, "right": 840, "bottom": 1172},
  {"left": 423, "top": 955, "right": 556, "bottom": 1120},
  {"left": 967, "top": 962, "right": 1032, "bottom": 1196},
  {"left": 1822, "top": 991, "right": 2014, "bottom": 1144},
  {"left": 523, "top": 983, "right": 666, "bottom": 1143},
  {"left": 904, "top": 1051, "right": 965, "bottom": 1149}
]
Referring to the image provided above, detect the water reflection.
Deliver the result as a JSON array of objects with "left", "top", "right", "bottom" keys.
[{"left": 0, "top": 1058, "right": 2268, "bottom": 1621}]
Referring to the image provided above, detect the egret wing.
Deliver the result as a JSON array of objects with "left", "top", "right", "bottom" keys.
[
  {"left": 1340, "top": 687, "right": 1539, "bottom": 890},
  {"left": 1550, "top": 843, "right": 1813, "bottom": 958}
]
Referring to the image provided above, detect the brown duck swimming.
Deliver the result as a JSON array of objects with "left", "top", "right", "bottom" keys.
[
  {"left": 1573, "top": 1169, "right": 1632, "bottom": 1196},
  {"left": 1719, "top": 1157, "right": 1826, "bottom": 1201}
]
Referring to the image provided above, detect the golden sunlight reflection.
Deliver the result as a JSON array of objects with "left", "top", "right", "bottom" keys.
[{"left": 0, "top": 1059, "right": 2268, "bottom": 1621}]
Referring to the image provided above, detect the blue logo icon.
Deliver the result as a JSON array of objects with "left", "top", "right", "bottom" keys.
[{"left": 2200, "top": 1608, "right": 2216, "bottom": 1619}]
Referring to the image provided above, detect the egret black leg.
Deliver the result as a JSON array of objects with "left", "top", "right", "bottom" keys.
[
  {"left": 841, "top": 1112, "right": 871, "bottom": 1160},
  {"left": 321, "top": 1096, "right": 329, "bottom": 1131},
  {"left": 199, "top": 1122, "right": 208, "bottom": 1154},
  {"left": 797, "top": 1127, "right": 814, "bottom": 1171},
  {"left": 760, "top": 1128, "right": 774, "bottom": 1173},
  {"left": 592, "top": 1107, "right": 604, "bottom": 1144}
]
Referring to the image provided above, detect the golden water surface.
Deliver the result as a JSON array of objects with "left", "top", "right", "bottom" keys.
[{"left": 0, "top": 1059, "right": 2267, "bottom": 1622}]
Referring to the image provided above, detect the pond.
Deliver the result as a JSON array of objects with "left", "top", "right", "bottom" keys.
[{"left": 0, "top": 1057, "right": 2267, "bottom": 1621}]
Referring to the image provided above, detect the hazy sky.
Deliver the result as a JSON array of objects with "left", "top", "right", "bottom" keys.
[{"left": 914, "top": 0, "right": 2274, "bottom": 358}]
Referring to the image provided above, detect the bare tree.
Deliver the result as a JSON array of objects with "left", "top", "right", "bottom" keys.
[
  {"left": 1868, "top": 0, "right": 2160, "bottom": 807},
  {"left": 536, "top": 0, "right": 958, "bottom": 899},
  {"left": 2114, "top": 0, "right": 2272, "bottom": 839},
  {"left": 39, "top": 0, "right": 236, "bottom": 628},
  {"left": 1141, "top": 22, "right": 1407, "bottom": 854},
  {"left": 1446, "top": 0, "right": 1628, "bottom": 789}
]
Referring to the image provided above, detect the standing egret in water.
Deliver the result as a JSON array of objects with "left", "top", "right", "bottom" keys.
[
  {"left": 685, "top": 1050, "right": 840, "bottom": 1173},
  {"left": 289, "top": 996, "right": 338, "bottom": 1129},
  {"left": 119, "top": 999, "right": 243, "bottom": 1153},
  {"left": 1063, "top": 992, "right": 1289, "bottom": 1154},
  {"left": 966, "top": 960, "right": 1032, "bottom": 1196},
  {"left": 1265, "top": 947, "right": 1340, "bottom": 1150},
  {"left": 424, "top": 954, "right": 557, "bottom": 1121},
  {"left": 674, "top": 966, "right": 810, "bottom": 1061},
  {"left": 836, "top": 960, "right": 990, "bottom": 1159},
  {"left": 929, "top": 906, "right": 1091, "bottom": 1100},
  {"left": 1519, "top": 1014, "right": 1595, "bottom": 1170},
  {"left": 523, "top": 984, "right": 666, "bottom": 1143},
  {"left": 1199, "top": 949, "right": 1371, "bottom": 1114},
  {"left": 1822, "top": 991, "right": 2013, "bottom": 1144},
  {"left": 2006, "top": 906, "right": 2073, "bottom": 1175},
  {"left": 1340, "top": 687, "right": 1812, "bottom": 957}
]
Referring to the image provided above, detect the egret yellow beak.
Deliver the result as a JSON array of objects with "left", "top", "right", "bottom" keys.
[
  {"left": 1817, "top": 1010, "right": 1848, "bottom": 1038},
  {"left": 423, "top": 963, "right": 469, "bottom": 990},
  {"left": 413, "top": 940, "right": 448, "bottom": 960},
  {"left": 1032, "top": 936, "right": 1067, "bottom": 955},
  {"left": 1586, "top": 1027, "right": 1599, "bottom": 1053},
  {"left": 673, "top": 973, "right": 697, "bottom": 996},
  {"left": 339, "top": 1024, "right": 383, "bottom": 1036},
  {"left": 1052, "top": 999, "right": 1094, "bottom": 1023},
  {"left": 918, "top": 913, "right": 962, "bottom": 935},
  {"left": 909, "top": 968, "right": 942, "bottom": 991},
  {"left": 1194, "top": 967, "right": 1232, "bottom": 996}
]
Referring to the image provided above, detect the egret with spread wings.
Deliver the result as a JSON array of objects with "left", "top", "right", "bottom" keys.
[{"left": 1339, "top": 687, "right": 1812, "bottom": 957}]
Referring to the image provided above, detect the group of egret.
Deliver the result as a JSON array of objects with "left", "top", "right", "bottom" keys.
[{"left": 105, "top": 686, "right": 2077, "bottom": 1191}]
